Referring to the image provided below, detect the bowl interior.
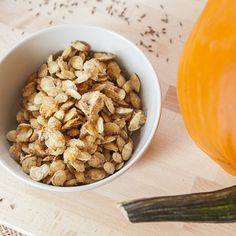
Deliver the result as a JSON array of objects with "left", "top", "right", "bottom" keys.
[{"left": 0, "top": 25, "right": 161, "bottom": 191}]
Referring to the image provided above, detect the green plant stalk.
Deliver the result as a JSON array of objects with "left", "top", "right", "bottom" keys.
[{"left": 119, "top": 185, "right": 236, "bottom": 223}]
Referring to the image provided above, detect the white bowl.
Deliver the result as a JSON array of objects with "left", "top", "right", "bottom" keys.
[{"left": 0, "top": 25, "right": 161, "bottom": 192}]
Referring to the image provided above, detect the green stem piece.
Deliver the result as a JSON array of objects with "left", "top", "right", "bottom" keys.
[{"left": 119, "top": 185, "right": 236, "bottom": 223}]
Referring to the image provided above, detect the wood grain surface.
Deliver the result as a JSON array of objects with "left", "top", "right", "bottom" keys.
[{"left": 1, "top": 0, "right": 236, "bottom": 235}]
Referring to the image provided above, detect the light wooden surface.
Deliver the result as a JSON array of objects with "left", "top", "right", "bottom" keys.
[{"left": 1, "top": 0, "right": 236, "bottom": 235}]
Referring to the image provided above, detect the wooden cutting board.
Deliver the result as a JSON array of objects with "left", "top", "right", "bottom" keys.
[{"left": 1, "top": 0, "right": 236, "bottom": 235}]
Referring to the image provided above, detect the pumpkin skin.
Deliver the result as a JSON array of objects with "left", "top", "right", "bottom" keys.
[{"left": 177, "top": 0, "right": 236, "bottom": 175}]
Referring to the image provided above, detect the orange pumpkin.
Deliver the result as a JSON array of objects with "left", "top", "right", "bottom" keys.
[{"left": 177, "top": 0, "right": 236, "bottom": 175}]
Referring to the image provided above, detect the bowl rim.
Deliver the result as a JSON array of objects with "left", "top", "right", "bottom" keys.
[{"left": 0, "top": 24, "right": 162, "bottom": 192}]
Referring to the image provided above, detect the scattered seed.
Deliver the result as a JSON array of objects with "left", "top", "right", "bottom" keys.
[
  {"left": 162, "top": 28, "right": 166, "bottom": 34},
  {"left": 124, "top": 17, "right": 130, "bottom": 25},
  {"left": 71, "top": 2, "right": 78, "bottom": 7},
  {"left": 161, "top": 14, "right": 168, "bottom": 23},
  {"left": 118, "top": 7, "right": 127, "bottom": 17},
  {"left": 91, "top": 6, "right": 96, "bottom": 14}
]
